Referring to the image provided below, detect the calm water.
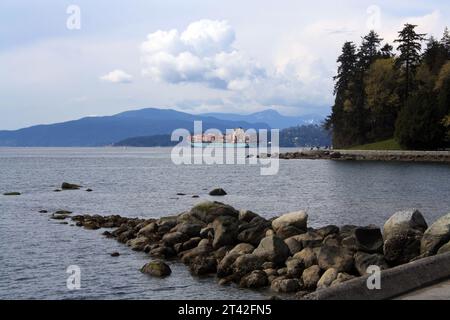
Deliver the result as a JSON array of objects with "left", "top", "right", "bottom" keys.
[{"left": 1, "top": 147, "right": 449, "bottom": 299}]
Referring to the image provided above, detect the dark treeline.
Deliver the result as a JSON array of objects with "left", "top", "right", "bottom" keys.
[
  {"left": 279, "top": 124, "right": 331, "bottom": 147},
  {"left": 325, "top": 24, "right": 450, "bottom": 150}
]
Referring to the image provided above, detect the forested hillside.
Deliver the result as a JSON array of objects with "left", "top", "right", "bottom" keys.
[{"left": 325, "top": 25, "right": 450, "bottom": 150}]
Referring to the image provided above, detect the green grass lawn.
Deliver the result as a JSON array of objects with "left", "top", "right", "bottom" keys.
[{"left": 348, "top": 138, "right": 403, "bottom": 150}]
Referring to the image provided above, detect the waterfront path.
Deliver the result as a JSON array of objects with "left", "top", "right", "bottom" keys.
[{"left": 396, "top": 278, "right": 450, "bottom": 300}]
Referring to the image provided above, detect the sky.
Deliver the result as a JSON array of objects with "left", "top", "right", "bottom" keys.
[{"left": 0, "top": 0, "right": 449, "bottom": 130}]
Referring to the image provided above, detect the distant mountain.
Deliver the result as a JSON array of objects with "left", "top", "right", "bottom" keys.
[
  {"left": 201, "top": 109, "right": 324, "bottom": 129},
  {"left": 0, "top": 108, "right": 269, "bottom": 147}
]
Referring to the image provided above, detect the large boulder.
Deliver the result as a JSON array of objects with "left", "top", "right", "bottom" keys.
[
  {"left": 189, "top": 256, "right": 217, "bottom": 276},
  {"left": 137, "top": 222, "right": 158, "bottom": 238},
  {"left": 354, "top": 252, "right": 389, "bottom": 276},
  {"left": 318, "top": 245, "right": 354, "bottom": 273},
  {"left": 292, "top": 231, "right": 323, "bottom": 248},
  {"left": 189, "top": 202, "right": 238, "bottom": 224},
  {"left": 284, "top": 236, "right": 303, "bottom": 255},
  {"left": 317, "top": 268, "right": 338, "bottom": 290},
  {"left": 272, "top": 211, "right": 308, "bottom": 232},
  {"left": 229, "top": 243, "right": 255, "bottom": 255},
  {"left": 253, "top": 236, "right": 290, "bottom": 265},
  {"left": 293, "top": 248, "right": 317, "bottom": 268},
  {"left": 127, "top": 237, "right": 149, "bottom": 251},
  {"left": 232, "top": 254, "right": 265, "bottom": 277},
  {"left": 212, "top": 216, "right": 239, "bottom": 249},
  {"left": 383, "top": 209, "right": 428, "bottom": 264},
  {"left": 302, "top": 265, "right": 322, "bottom": 290},
  {"left": 180, "top": 243, "right": 213, "bottom": 264},
  {"left": 421, "top": 213, "right": 450, "bottom": 256},
  {"left": 174, "top": 223, "right": 203, "bottom": 237},
  {"left": 140, "top": 260, "right": 171, "bottom": 277},
  {"left": 237, "top": 219, "right": 271, "bottom": 246},
  {"left": 239, "top": 270, "right": 268, "bottom": 289},
  {"left": 162, "top": 232, "right": 189, "bottom": 247},
  {"left": 342, "top": 226, "right": 383, "bottom": 253}
]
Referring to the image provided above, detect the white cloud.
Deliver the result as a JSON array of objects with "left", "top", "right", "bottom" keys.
[
  {"left": 100, "top": 69, "right": 133, "bottom": 83},
  {"left": 141, "top": 19, "right": 265, "bottom": 90}
]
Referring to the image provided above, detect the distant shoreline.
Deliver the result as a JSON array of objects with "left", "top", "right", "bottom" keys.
[{"left": 278, "top": 150, "right": 450, "bottom": 163}]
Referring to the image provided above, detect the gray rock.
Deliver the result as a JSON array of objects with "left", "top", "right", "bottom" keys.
[
  {"left": 293, "top": 247, "right": 317, "bottom": 268},
  {"left": 162, "top": 232, "right": 189, "bottom": 247},
  {"left": 341, "top": 226, "right": 383, "bottom": 253},
  {"left": 292, "top": 231, "right": 323, "bottom": 248},
  {"left": 180, "top": 243, "right": 213, "bottom": 264},
  {"left": 318, "top": 245, "right": 354, "bottom": 273},
  {"left": 239, "top": 270, "right": 268, "bottom": 288},
  {"left": 189, "top": 256, "right": 217, "bottom": 276},
  {"left": 421, "top": 213, "right": 450, "bottom": 256},
  {"left": 302, "top": 265, "right": 322, "bottom": 290},
  {"left": 354, "top": 252, "right": 389, "bottom": 276},
  {"left": 140, "top": 260, "right": 171, "bottom": 277},
  {"left": 272, "top": 211, "right": 308, "bottom": 232},
  {"left": 209, "top": 188, "right": 227, "bottom": 196},
  {"left": 271, "top": 278, "right": 302, "bottom": 293},
  {"left": 284, "top": 236, "right": 303, "bottom": 255},
  {"left": 275, "top": 225, "right": 305, "bottom": 240},
  {"left": 212, "top": 216, "right": 239, "bottom": 249},
  {"left": 61, "top": 182, "right": 81, "bottom": 190},
  {"left": 175, "top": 223, "right": 203, "bottom": 237},
  {"left": 127, "top": 237, "right": 149, "bottom": 251},
  {"left": 232, "top": 254, "right": 265, "bottom": 277},
  {"left": 330, "top": 273, "right": 356, "bottom": 287},
  {"left": 229, "top": 243, "right": 255, "bottom": 255},
  {"left": 253, "top": 236, "right": 290, "bottom": 265},
  {"left": 137, "top": 222, "right": 158, "bottom": 238},
  {"left": 149, "top": 245, "right": 176, "bottom": 259},
  {"left": 317, "top": 268, "right": 338, "bottom": 290},
  {"left": 237, "top": 220, "right": 270, "bottom": 246},
  {"left": 189, "top": 202, "right": 238, "bottom": 223},
  {"left": 286, "top": 258, "right": 305, "bottom": 278},
  {"left": 3, "top": 192, "right": 21, "bottom": 196},
  {"left": 316, "top": 225, "right": 339, "bottom": 238},
  {"left": 180, "top": 237, "right": 202, "bottom": 251},
  {"left": 383, "top": 209, "right": 428, "bottom": 264}
]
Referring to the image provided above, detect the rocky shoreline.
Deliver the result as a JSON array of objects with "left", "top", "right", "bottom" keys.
[
  {"left": 278, "top": 150, "right": 450, "bottom": 163},
  {"left": 57, "top": 200, "right": 450, "bottom": 299}
]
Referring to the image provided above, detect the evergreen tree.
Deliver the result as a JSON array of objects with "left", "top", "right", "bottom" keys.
[
  {"left": 394, "top": 24, "right": 426, "bottom": 100},
  {"left": 325, "top": 41, "right": 358, "bottom": 147},
  {"left": 380, "top": 43, "right": 394, "bottom": 58},
  {"left": 422, "top": 36, "right": 448, "bottom": 75},
  {"left": 441, "top": 27, "right": 450, "bottom": 57}
]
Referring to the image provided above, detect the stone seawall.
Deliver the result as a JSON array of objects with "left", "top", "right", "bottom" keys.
[{"left": 278, "top": 150, "right": 450, "bottom": 163}]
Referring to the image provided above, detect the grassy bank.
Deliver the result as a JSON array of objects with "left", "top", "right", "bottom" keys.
[{"left": 349, "top": 138, "right": 402, "bottom": 151}]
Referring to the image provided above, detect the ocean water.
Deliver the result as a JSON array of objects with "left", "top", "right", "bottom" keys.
[{"left": 1, "top": 147, "right": 449, "bottom": 299}]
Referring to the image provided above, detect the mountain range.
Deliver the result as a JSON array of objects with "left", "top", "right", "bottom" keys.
[{"left": 0, "top": 108, "right": 324, "bottom": 147}]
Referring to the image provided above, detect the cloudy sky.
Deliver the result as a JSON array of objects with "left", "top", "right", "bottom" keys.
[{"left": 0, "top": 0, "right": 449, "bottom": 129}]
